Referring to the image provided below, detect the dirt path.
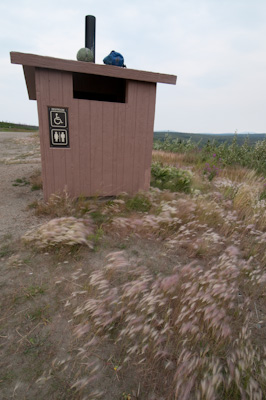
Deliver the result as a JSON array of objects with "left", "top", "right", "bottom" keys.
[{"left": 0, "top": 131, "right": 42, "bottom": 240}]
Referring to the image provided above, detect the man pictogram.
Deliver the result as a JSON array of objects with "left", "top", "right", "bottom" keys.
[{"left": 54, "top": 131, "right": 59, "bottom": 142}]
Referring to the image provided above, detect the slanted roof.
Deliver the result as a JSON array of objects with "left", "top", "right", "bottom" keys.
[{"left": 10, "top": 52, "right": 177, "bottom": 100}]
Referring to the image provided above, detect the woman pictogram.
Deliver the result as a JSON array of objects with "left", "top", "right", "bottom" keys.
[{"left": 60, "top": 132, "right": 66, "bottom": 142}]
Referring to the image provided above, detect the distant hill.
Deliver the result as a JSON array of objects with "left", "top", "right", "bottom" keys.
[
  {"left": 154, "top": 131, "right": 266, "bottom": 146},
  {"left": 0, "top": 121, "right": 38, "bottom": 132}
]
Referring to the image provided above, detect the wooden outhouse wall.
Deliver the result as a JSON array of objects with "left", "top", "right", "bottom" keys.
[{"left": 35, "top": 68, "right": 157, "bottom": 200}]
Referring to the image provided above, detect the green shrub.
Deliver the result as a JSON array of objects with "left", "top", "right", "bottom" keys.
[
  {"left": 151, "top": 161, "right": 192, "bottom": 193},
  {"left": 125, "top": 193, "right": 152, "bottom": 212},
  {"left": 153, "top": 135, "right": 266, "bottom": 175},
  {"left": 259, "top": 185, "right": 266, "bottom": 200},
  {"left": 12, "top": 177, "right": 30, "bottom": 187},
  {"left": 154, "top": 134, "right": 198, "bottom": 153}
]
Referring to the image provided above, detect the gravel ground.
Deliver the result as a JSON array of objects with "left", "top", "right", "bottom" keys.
[{"left": 0, "top": 131, "right": 42, "bottom": 240}]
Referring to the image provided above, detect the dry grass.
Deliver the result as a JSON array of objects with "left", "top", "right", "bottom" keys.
[
  {"left": 152, "top": 150, "right": 188, "bottom": 167},
  {"left": 32, "top": 161, "right": 265, "bottom": 398},
  {"left": 2, "top": 148, "right": 266, "bottom": 399},
  {"left": 46, "top": 247, "right": 265, "bottom": 399},
  {"left": 29, "top": 169, "right": 43, "bottom": 191},
  {"left": 22, "top": 216, "right": 95, "bottom": 249}
]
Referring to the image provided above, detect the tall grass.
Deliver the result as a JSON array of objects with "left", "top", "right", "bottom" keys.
[
  {"left": 58, "top": 248, "right": 265, "bottom": 399},
  {"left": 33, "top": 137, "right": 266, "bottom": 399},
  {"left": 154, "top": 135, "right": 266, "bottom": 175}
]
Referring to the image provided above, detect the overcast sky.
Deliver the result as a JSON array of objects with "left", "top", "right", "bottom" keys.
[{"left": 1, "top": 0, "right": 266, "bottom": 133}]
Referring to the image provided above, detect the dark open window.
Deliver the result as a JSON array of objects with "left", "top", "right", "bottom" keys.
[{"left": 73, "top": 72, "right": 126, "bottom": 103}]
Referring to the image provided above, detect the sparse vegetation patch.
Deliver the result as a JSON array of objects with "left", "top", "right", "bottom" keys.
[
  {"left": 1, "top": 131, "right": 266, "bottom": 399},
  {"left": 22, "top": 217, "right": 95, "bottom": 249},
  {"left": 151, "top": 161, "right": 192, "bottom": 192}
]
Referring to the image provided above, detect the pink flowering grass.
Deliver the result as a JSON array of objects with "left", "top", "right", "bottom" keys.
[
  {"left": 31, "top": 152, "right": 266, "bottom": 399},
  {"left": 56, "top": 249, "right": 266, "bottom": 399},
  {"left": 22, "top": 216, "right": 95, "bottom": 249}
]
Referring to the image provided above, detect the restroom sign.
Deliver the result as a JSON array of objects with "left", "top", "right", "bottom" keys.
[
  {"left": 51, "top": 129, "right": 68, "bottom": 146},
  {"left": 48, "top": 107, "right": 69, "bottom": 147}
]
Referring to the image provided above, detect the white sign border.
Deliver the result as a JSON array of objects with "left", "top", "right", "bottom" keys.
[
  {"left": 50, "top": 110, "right": 67, "bottom": 128},
  {"left": 51, "top": 129, "right": 69, "bottom": 146}
]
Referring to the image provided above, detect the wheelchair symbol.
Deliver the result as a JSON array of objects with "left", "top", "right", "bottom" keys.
[{"left": 53, "top": 113, "right": 64, "bottom": 125}]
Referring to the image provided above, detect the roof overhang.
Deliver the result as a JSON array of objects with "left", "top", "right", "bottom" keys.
[{"left": 10, "top": 52, "right": 177, "bottom": 100}]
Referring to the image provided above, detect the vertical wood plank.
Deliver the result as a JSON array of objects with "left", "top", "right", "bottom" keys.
[
  {"left": 123, "top": 81, "right": 137, "bottom": 194},
  {"left": 102, "top": 102, "right": 114, "bottom": 195},
  {"left": 118, "top": 105, "right": 126, "bottom": 194},
  {"left": 35, "top": 68, "right": 55, "bottom": 200},
  {"left": 48, "top": 70, "right": 66, "bottom": 195},
  {"left": 112, "top": 105, "right": 118, "bottom": 193},
  {"left": 35, "top": 69, "right": 48, "bottom": 199},
  {"left": 113, "top": 104, "right": 126, "bottom": 194},
  {"left": 143, "top": 83, "right": 157, "bottom": 189},
  {"left": 61, "top": 72, "right": 75, "bottom": 196},
  {"left": 69, "top": 98, "right": 80, "bottom": 197},
  {"left": 90, "top": 101, "right": 103, "bottom": 195},
  {"left": 132, "top": 81, "right": 150, "bottom": 192},
  {"left": 78, "top": 100, "right": 91, "bottom": 195}
]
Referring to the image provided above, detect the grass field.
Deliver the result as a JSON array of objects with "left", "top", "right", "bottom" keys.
[
  {"left": 154, "top": 131, "right": 266, "bottom": 146},
  {"left": 0, "top": 121, "right": 38, "bottom": 132},
  {"left": 0, "top": 134, "right": 265, "bottom": 399}
]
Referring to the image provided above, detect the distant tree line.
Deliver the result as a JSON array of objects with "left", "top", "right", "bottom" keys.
[
  {"left": 0, "top": 121, "right": 38, "bottom": 131},
  {"left": 154, "top": 131, "right": 266, "bottom": 147}
]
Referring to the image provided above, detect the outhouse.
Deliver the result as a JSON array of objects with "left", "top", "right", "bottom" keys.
[{"left": 10, "top": 52, "right": 176, "bottom": 200}]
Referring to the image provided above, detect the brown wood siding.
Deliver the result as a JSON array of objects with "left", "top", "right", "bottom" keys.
[
  {"left": 35, "top": 68, "right": 157, "bottom": 199},
  {"left": 133, "top": 81, "right": 153, "bottom": 192},
  {"left": 90, "top": 101, "right": 103, "bottom": 195},
  {"left": 35, "top": 68, "right": 54, "bottom": 199},
  {"left": 113, "top": 102, "right": 126, "bottom": 193},
  {"left": 62, "top": 72, "right": 76, "bottom": 197},
  {"left": 78, "top": 100, "right": 91, "bottom": 196},
  {"left": 144, "top": 83, "right": 157, "bottom": 189},
  {"left": 49, "top": 70, "right": 66, "bottom": 195},
  {"left": 123, "top": 81, "right": 137, "bottom": 193},
  {"left": 102, "top": 103, "right": 114, "bottom": 195},
  {"left": 23, "top": 66, "right": 36, "bottom": 100},
  {"left": 35, "top": 68, "right": 72, "bottom": 200}
]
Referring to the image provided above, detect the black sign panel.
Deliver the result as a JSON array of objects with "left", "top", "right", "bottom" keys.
[{"left": 48, "top": 107, "right": 69, "bottom": 147}]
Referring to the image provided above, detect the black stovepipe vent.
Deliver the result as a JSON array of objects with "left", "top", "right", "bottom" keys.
[{"left": 85, "top": 15, "right": 96, "bottom": 63}]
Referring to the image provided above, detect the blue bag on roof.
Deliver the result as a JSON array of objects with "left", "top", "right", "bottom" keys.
[{"left": 103, "top": 51, "right": 126, "bottom": 67}]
